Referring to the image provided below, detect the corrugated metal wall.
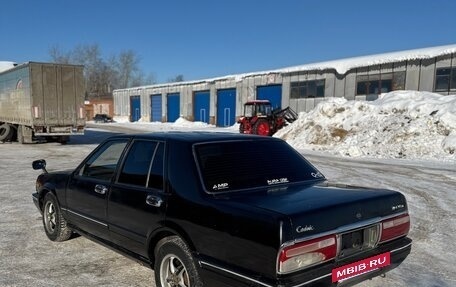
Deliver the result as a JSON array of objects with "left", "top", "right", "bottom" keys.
[{"left": 112, "top": 53, "right": 456, "bottom": 123}]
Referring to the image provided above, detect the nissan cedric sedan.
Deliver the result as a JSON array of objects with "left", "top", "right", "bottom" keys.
[{"left": 32, "top": 132, "right": 411, "bottom": 287}]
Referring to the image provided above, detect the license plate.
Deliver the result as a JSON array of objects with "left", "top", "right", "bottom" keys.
[{"left": 332, "top": 252, "right": 390, "bottom": 283}]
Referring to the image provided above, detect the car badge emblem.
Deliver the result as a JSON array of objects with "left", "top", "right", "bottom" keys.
[
  {"left": 296, "top": 225, "right": 314, "bottom": 233},
  {"left": 392, "top": 204, "right": 405, "bottom": 211}
]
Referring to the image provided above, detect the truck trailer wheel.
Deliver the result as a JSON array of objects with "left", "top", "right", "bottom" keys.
[
  {"left": 0, "top": 124, "right": 13, "bottom": 141},
  {"left": 58, "top": 136, "right": 69, "bottom": 145}
]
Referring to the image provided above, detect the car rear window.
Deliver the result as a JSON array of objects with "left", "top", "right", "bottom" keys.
[{"left": 194, "top": 139, "right": 325, "bottom": 192}]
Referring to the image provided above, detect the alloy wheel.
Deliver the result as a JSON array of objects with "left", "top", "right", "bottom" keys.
[
  {"left": 44, "top": 201, "right": 57, "bottom": 234},
  {"left": 160, "top": 254, "right": 190, "bottom": 287}
]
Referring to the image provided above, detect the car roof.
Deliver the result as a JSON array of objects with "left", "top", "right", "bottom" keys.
[{"left": 107, "top": 131, "right": 282, "bottom": 144}]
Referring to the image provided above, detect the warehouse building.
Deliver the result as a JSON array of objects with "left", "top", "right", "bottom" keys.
[{"left": 113, "top": 44, "right": 456, "bottom": 126}]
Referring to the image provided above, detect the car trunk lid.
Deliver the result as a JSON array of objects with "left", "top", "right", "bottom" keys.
[{"left": 224, "top": 182, "right": 408, "bottom": 242}]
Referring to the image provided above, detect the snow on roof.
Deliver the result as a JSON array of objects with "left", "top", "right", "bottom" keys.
[
  {"left": 0, "top": 61, "right": 17, "bottom": 73},
  {"left": 277, "top": 44, "right": 456, "bottom": 75},
  {"left": 114, "top": 44, "right": 456, "bottom": 92}
]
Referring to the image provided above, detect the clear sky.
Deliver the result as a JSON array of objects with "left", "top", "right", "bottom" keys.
[{"left": 1, "top": 0, "right": 455, "bottom": 83}]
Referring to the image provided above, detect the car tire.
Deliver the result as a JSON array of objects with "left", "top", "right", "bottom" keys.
[
  {"left": 42, "top": 192, "right": 72, "bottom": 242},
  {"left": 154, "top": 236, "right": 203, "bottom": 287}
]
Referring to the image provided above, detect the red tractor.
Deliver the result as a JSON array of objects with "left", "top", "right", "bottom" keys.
[{"left": 237, "top": 100, "right": 298, "bottom": 136}]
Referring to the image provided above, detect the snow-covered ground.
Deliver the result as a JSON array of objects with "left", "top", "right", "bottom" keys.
[
  {"left": 305, "top": 152, "right": 456, "bottom": 287},
  {"left": 1, "top": 90, "right": 455, "bottom": 286},
  {"left": 103, "top": 116, "right": 239, "bottom": 134}
]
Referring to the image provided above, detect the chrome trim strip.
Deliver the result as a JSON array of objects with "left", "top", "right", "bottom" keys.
[
  {"left": 279, "top": 220, "right": 283, "bottom": 245},
  {"left": 286, "top": 211, "right": 409, "bottom": 248},
  {"left": 380, "top": 211, "right": 410, "bottom": 223},
  {"left": 199, "top": 261, "right": 273, "bottom": 287},
  {"left": 335, "top": 217, "right": 382, "bottom": 234},
  {"left": 391, "top": 242, "right": 412, "bottom": 254},
  {"left": 62, "top": 208, "right": 108, "bottom": 227},
  {"left": 291, "top": 217, "right": 382, "bottom": 247}
]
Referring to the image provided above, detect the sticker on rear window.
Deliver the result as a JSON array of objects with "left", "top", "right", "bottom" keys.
[
  {"left": 213, "top": 183, "right": 229, "bottom": 191},
  {"left": 267, "top": 178, "right": 289, "bottom": 185},
  {"left": 311, "top": 172, "right": 324, "bottom": 178}
]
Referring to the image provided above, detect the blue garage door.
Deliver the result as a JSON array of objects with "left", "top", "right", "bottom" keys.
[
  {"left": 194, "top": 91, "right": 210, "bottom": 123},
  {"left": 130, "top": 95, "right": 141, "bottom": 122},
  {"left": 150, "top": 94, "right": 162, "bottom": 122},
  {"left": 167, "top": 93, "right": 180, "bottom": 122},
  {"left": 216, "top": 88, "right": 236, "bottom": 127},
  {"left": 257, "top": 85, "right": 282, "bottom": 110}
]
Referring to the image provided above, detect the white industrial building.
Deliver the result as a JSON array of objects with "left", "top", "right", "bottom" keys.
[{"left": 113, "top": 44, "right": 456, "bottom": 126}]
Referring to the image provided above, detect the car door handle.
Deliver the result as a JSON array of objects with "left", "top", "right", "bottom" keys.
[
  {"left": 146, "top": 195, "right": 163, "bottom": 207},
  {"left": 94, "top": 184, "right": 108, "bottom": 195}
]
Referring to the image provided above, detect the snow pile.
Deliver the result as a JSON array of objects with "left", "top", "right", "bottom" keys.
[
  {"left": 173, "top": 117, "right": 215, "bottom": 127},
  {"left": 111, "top": 116, "right": 215, "bottom": 127},
  {"left": 103, "top": 116, "right": 238, "bottom": 133},
  {"left": 275, "top": 91, "right": 456, "bottom": 161},
  {"left": 112, "top": 116, "right": 130, "bottom": 123}
]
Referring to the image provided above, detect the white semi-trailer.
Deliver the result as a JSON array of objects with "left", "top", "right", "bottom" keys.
[{"left": 0, "top": 62, "right": 85, "bottom": 143}]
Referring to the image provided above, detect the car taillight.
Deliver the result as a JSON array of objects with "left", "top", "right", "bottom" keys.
[
  {"left": 278, "top": 235, "right": 337, "bottom": 273},
  {"left": 379, "top": 213, "right": 410, "bottom": 243}
]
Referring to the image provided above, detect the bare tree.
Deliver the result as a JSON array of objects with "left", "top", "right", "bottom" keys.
[
  {"left": 74, "top": 44, "right": 106, "bottom": 97},
  {"left": 114, "top": 50, "right": 140, "bottom": 88},
  {"left": 111, "top": 51, "right": 157, "bottom": 88},
  {"left": 48, "top": 44, "right": 156, "bottom": 98},
  {"left": 145, "top": 72, "right": 157, "bottom": 85},
  {"left": 167, "top": 74, "right": 184, "bottom": 83},
  {"left": 48, "top": 45, "right": 71, "bottom": 64}
]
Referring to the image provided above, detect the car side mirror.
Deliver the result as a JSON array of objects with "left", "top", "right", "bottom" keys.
[{"left": 32, "top": 159, "right": 48, "bottom": 173}]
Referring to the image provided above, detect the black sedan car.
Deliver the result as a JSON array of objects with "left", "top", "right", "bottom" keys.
[
  {"left": 93, "top": 113, "right": 113, "bottom": 123},
  {"left": 32, "top": 132, "right": 411, "bottom": 287}
]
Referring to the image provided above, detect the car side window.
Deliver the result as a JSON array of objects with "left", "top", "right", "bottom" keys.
[
  {"left": 79, "top": 140, "right": 129, "bottom": 180},
  {"left": 118, "top": 140, "right": 164, "bottom": 189}
]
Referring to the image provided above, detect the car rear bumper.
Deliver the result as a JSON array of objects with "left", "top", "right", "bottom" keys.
[{"left": 198, "top": 237, "right": 412, "bottom": 287}]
